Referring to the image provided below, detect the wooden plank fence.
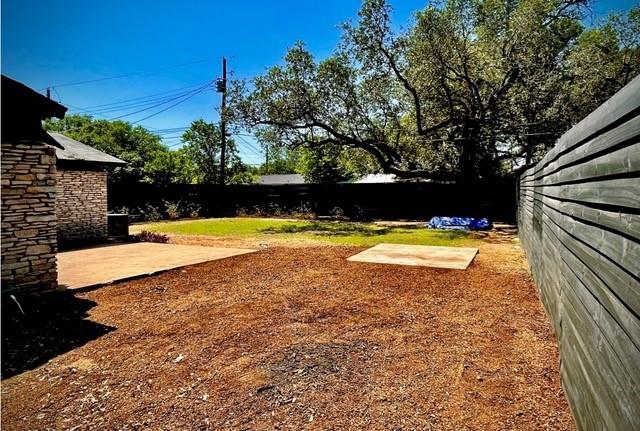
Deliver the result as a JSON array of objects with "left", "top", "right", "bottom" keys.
[{"left": 518, "top": 75, "right": 640, "bottom": 431}]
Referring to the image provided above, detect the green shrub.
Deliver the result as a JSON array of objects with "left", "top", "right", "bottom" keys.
[
  {"left": 138, "top": 204, "right": 162, "bottom": 222},
  {"left": 350, "top": 204, "right": 367, "bottom": 220},
  {"left": 329, "top": 206, "right": 345, "bottom": 218},
  {"left": 186, "top": 203, "right": 201, "bottom": 218},
  {"left": 112, "top": 206, "right": 130, "bottom": 215},
  {"left": 291, "top": 202, "right": 315, "bottom": 219},
  {"left": 163, "top": 200, "right": 182, "bottom": 220},
  {"left": 268, "top": 202, "right": 284, "bottom": 217},
  {"left": 130, "top": 230, "right": 169, "bottom": 243}
]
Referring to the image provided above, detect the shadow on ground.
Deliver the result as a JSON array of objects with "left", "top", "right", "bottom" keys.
[
  {"left": 259, "top": 221, "right": 473, "bottom": 242},
  {"left": 1, "top": 291, "right": 115, "bottom": 379},
  {"left": 259, "top": 221, "right": 392, "bottom": 237}
]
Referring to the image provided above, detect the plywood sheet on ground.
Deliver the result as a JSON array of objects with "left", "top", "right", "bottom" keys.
[
  {"left": 58, "top": 242, "right": 256, "bottom": 290},
  {"left": 347, "top": 243, "right": 478, "bottom": 269}
]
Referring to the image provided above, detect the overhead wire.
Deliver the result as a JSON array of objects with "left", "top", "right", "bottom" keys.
[
  {"left": 130, "top": 83, "right": 211, "bottom": 124},
  {"left": 46, "top": 74, "right": 264, "bottom": 166},
  {"left": 48, "top": 85, "right": 208, "bottom": 134},
  {"left": 234, "top": 133, "right": 263, "bottom": 156},
  {"left": 61, "top": 82, "right": 211, "bottom": 129},
  {"left": 79, "top": 93, "right": 199, "bottom": 115},
  {"left": 237, "top": 142, "right": 263, "bottom": 158},
  {"left": 74, "top": 81, "right": 210, "bottom": 111},
  {"left": 110, "top": 82, "right": 212, "bottom": 121},
  {"left": 154, "top": 127, "right": 189, "bottom": 135},
  {"left": 41, "top": 57, "right": 219, "bottom": 90},
  {"left": 51, "top": 87, "right": 63, "bottom": 103}
]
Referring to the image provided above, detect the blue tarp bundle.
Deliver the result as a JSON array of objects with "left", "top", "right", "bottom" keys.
[{"left": 427, "top": 216, "right": 492, "bottom": 231}]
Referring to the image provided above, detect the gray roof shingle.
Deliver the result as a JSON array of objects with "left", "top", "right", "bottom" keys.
[
  {"left": 48, "top": 132, "right": 126, "bottom": 166},
  {"left": 258, "top": 174, "right": 305, "bottom": 185}
]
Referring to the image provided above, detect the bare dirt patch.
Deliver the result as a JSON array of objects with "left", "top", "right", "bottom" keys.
[{"left": 1, "top": 243, "right": 574, "bottom": 430}]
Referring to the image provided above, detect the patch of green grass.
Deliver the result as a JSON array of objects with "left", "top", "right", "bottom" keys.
[{"left": 138, "top": 217, "right": 477, "bottom": 247}]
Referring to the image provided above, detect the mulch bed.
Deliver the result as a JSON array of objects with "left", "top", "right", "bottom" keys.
[{"left": 1, "top": 243, "right": 575, "bottom": 430}]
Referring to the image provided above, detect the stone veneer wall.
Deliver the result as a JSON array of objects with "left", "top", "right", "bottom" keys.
[
  {"left": 1, "top": 142, "right": 58, "bottom": 294},
  {"left": 56, "top": 168, "right": 108, "bottom": 242}
]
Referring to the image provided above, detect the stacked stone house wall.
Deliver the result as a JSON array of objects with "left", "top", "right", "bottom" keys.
[
  {"left": 1, "top": 142, "right": 58, "bottom": 293},
  {"left": 55, "top": 168, "right": 108, "bottom": 242}
]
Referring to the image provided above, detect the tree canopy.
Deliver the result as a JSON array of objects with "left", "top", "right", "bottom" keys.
[
  {"left": 44, "top": 115, "right": 256, "bottom": 185},
  {"left": 44, "top": 115, "right": 183, "bottom": 184},
  {"left": 180, "top": 119, "right": 256, "bottom": 184},
  {"left": 229, "top": 0, "right": 639, "bottom": 182}
]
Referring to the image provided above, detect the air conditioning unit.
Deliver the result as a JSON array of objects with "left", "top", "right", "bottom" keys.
[{"left": 107, "top": 213, "right": 129, "bottom": 238}]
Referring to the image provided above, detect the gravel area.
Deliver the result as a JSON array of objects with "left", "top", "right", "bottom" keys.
[{"left": 2, "top": 242, "right": 574, "bottom": 430}]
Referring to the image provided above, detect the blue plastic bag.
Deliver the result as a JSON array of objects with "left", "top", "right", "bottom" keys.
[{"left": 427, "top": 216, "right": 492, "bottom": 231}]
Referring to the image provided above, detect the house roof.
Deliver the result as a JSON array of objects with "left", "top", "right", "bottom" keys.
[
  {"left": 354, "top": 173, "right": 397, "bottom": 183},
  {"left": 1, "top": 75, "right": 68, "bottom": 147},
  {"left": 258, "top": 174, "right": 305, "bottom": 185},
  {"left": 2, "top": 75, "right": 67, "bottom": 119},
  {"left": 48, "top": 132, "right": 126, "bottom": 166}
]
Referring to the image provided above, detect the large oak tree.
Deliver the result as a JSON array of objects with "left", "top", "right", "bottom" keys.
[{"left": 229, "top": 0, "right": 638, "bottom": 182}]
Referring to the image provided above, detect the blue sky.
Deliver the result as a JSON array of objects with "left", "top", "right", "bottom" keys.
[{"left": 2, "top": 0, "right": 636, "bottom": 164}]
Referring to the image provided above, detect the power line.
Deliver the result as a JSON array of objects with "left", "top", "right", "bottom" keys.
[
  {"left": 154, "top": 127, "right": 189, "bottom": 134},
  {"left": 51, "top": 87, "right": 62, "bottom": 103},
  {"left": 66, "top": 82, "right": 211, "bottom": 121},
  {"left": 234, "top": 134, "right": 263, "bottom": 155},
  {"left": 41, "top": 57, "right": 219, "bottom": 90},
  {"left": 157, "top": 133, "right": 186, "bottom": 139},
  {"left": 77, "top": 91, "right": 206, "bottom": 115},
  {"left": 74, "top": 81, "right": 210, "bottom": 111},
  {"left": 131, "top": 84, "right": 210, "bottom": 124},
  {"left": 48, "top": 87, "right": 206, "bottom": 134},
  {"left": 63, "top": 83, "right": 209, "bottom": 127},
  {"left": 110, "top": 82, "right": 212, "bottom": 121},
  {"left": 238, "top": 142, "right": 263, "bottom": 158}
]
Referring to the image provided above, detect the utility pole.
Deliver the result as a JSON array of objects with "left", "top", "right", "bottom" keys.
[
  {"left": 46, "top": 87, "right": 51, "bottom": 99},
  {"left": 218, "top": 57, "right": 227, "bottom": 185},
  {"left": 265, "top": 145, "right": 269, "bottom": 174}
]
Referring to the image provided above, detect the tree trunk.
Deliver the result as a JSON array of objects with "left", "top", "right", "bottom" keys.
[{"left": 457, "top": 125, "right": 479, "bottom": 184}]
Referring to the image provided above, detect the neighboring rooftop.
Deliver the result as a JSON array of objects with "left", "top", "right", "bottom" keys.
[
  {"left": 258, "top": 174, "right": 305, "bottom": 185},
  {"left": 48, "top": 132, "right": 126, "bottom": 166},
  {"left": 354, "top": 173, "right": 397, "bottom": 183}
]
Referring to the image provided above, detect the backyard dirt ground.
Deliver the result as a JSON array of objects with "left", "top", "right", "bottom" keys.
[{"left": 1, "top": 239, "right": 575, "bottom": 430}]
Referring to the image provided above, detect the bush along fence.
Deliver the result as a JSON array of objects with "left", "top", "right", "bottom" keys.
[
  {"left": 108, "top": 179, "right": 517, "bottom": 222},
  {"left": 519, "top": 76, "right": 640, "bottom": 430}
]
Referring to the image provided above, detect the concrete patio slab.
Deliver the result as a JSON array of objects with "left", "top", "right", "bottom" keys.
[
  {"left": 347, "top": 243, "right": 479, "bottom": 270},
  {"left": 58, "top": 242, "right": 256, "bottom": 290}
]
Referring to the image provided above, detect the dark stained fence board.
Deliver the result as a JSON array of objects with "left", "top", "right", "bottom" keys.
[
  {"left": 521, "top": 115, "right": 640, "bottom": 184},
  {"left": 519, "top": 75, "right": 640, "bottom": 431},
  {"left": 529, "top": 142, "right": 640, "bottom": 187},
  {"left": 523, "top": 177, "right": 640, "bottom": 210},
  {"left": 536, "top": 195, "right": 640, "bottom": 241},
  {"left": 541, "top": 201, "right": 640, "bottom": 284},
  {"left": 539, "top": 210, "right": 640, "bottom": 371},
  {"left": 109, "top": 180, "right": 518, "bottom": 222},
  {"left": 522, "top": 76, "right": 640, "bottom": 180},
  {"left": 539, "top": 196, "right": 640, "bottom": 319},
  {"left": 559, "top": 303, "right": 635, "bottom": 430}
]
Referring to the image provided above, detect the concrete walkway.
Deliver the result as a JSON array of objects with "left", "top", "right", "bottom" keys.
[
  {"left": 347, "top": 243, "right": 478, "bottom": 270},
  {"left": 58, "top": 242, "right": 256, "bottom": 290}
]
